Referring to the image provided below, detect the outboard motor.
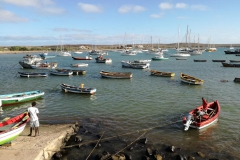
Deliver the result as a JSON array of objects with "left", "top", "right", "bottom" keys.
[{"left": 184, "top": 113, "right": 193, "bottom": 131}]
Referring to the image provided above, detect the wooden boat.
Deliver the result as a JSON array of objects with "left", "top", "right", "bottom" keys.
[
  {"left": 194, "top": 59, "right": 207, "bottom": 62},
  {"left": 150, "top": 70, "right": 175, "bottom": 77},
  {"left": 60, "top": 83, "right": 96, "bottom": 95},
  {"left": 100, "top": 70, "right": 132, "bottom": 79},
  {"left": 183, "top": 100, "right": 220, "bottom": 131},
  {"left": 222, "top": 62, "right": 240, "bottom": 67},
  {"left": 224, "top": 49, "right": 240, "bottom": 54},
  {"left": 49, "top": 69, "right": 73, "bottom": 76},
  {"left": 229, "top": 60, "right": 240, "bottom": 63},
  {"left": 176, "top": 57, "right": 187, "bottom": 60},
  {"left": 55, "top": 68, "right": 86, "bottom": 75},
  {"left": 180, "top": 73, "right": 204, "bottom": 85},
  {"left": 18, "top": 72, "right": 48, "bottom": 77},
  {"left": 72, "top": 56, "right": 92, "bottom": 60},
  {"left": 233, "top": 78, "right": 240, "bottom": 82},
  {"left": 71, "top": 63, "right": 88, "bottom": 67},
  {"left": 19, "top": 61, "right": 57, "bottom": 69},
  {"left": 0, "top": 112, "right": 30, "bottom": 145},
  {"left": 95, "top": 55, "right": 112, "bottom": 63},
  {"left": 0, "top": 90, "right": 44, "bottom": 107},
  {"left": 212, "top": 60, "right": 226, "bottom": 62}
]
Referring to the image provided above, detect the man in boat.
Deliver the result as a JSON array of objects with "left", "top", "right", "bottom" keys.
[
  {"left": 202, "top": 97, "right": 208, "bottom": 111},
  {"left": 27, "top": 102, "right": 40, "bottom": 137}
]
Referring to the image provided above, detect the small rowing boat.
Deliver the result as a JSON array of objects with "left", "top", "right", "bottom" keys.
[
  {"left": 0, "top": 112, "right": 30, "bottom": 145},
  {"left": 18, "top": 72, "right": 48, "bottom": 77},
  {"left": 60, "top": 83, "right": 96, "bottom": 95},
  {"left": 150, "top": 70, "right": 175, "bottom": 77},
  {"left": 183, "top": 100, "right": 220, "bottom": 131},
  {"left": 100, "top": 70, "right": 132, "bottom": 79},
  {"left": 0, "top": 90, "right": 44, "bottom": 107},
  {"left": 180, "top": 73, "right": 204, "bottom": 85}
]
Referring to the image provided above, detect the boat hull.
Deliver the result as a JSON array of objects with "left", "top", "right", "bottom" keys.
[
  {"left": 180, "top": 73, "right": 204, "bottom": 85},
  {"left": 18, "top": 72, "right": 48, "bottom": 77},
  {"left": 100, "top": 71, "right": 132, "bottom": 79},
  {"left": 60, "top": 84, "right": 96, "bottom": 95},
  {"left": 0, "top": 90, "right": 44, "bottom": 107},
  {"left": 150, "top": 70, "right": 175, "bottom": 77}
]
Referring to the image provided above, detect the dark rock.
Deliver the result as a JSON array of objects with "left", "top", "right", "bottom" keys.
[
  {"left": 98, "top": 151, "right": 111, "bottom": 160},
  {"left": 146, "top": 147, "right": 153, "bottom": 156},
  {"left": 141, "top": 155, "right": 149, "bottom": 160},
  {"left": 176, "top": 155, "right": 184, "bottom": 160},
  {"left": 128, "top": 146, "right": 134, "bottom": 151},
  {"left": 52, "top": 151, "right": 62, "bottom": 160},
  {"left": 187, "top": 156, "right": 195, "bottom": 160},
  {"left": 124, "top": 154, "right": 132, "bottom": 160},
  {"left": 75, "top": 135, "right": 82, "bottom": 142},
  {"left": 139, "top": 137, "right": 148, "bottom": 144},
  {"left": 166, "top": 145, "right": 175, "bottom": 152}
]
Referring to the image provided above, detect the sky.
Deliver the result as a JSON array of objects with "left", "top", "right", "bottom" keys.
[{"left": 0, "top": 0, "right": 239, "bottom": 46}]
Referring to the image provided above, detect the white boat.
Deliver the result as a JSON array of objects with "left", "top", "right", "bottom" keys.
[
  {"left": 74, "top": 51, "right": 83, "bottom": 54},
  {"left": 134, "top": 59, "right": 151, "bottom": 63},
  {"left": 121, "top": 61, "right": 150, "bottom": 69},
  {"left": 58, "top": 51, "right": 71, "bottom": 57},
  {"left": 71, "top": 63, "right": 88, "bottom": 67},
  {"left": 152, "top": 54, "right": 169, "bottom": 60},
  {"left": 121, "top": 50, "right": 137, "bottom": 56},
  {"left": 229, "top": 44, "right": 234, "bottom": 50},
  {"left": 95, "top": 55, "right": 112, "bottom": 63},
  {"left": 171, "top": 26, "right": 190, "bottom": 57}
]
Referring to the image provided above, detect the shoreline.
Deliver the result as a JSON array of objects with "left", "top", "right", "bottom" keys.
[{"left": 0, "top": 123, "right": 75, "bottom": 160}]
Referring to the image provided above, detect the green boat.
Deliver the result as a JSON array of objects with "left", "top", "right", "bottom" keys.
[
  {"left": 0, "top": 112, "right": 30, "bottom": 145},
  {"left": 0, "top": 90, "right": 44, "bottom": 107}
]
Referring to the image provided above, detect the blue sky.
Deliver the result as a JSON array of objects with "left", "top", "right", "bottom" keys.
[{"left": 0, "top": 0, "right": 239, "bottom": 46}]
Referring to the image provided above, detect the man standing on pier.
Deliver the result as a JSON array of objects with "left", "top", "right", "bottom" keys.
[{"left": 27, "top": 101, "right": 40, "bottom": 137}]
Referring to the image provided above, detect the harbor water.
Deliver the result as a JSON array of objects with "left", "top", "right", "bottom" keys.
[{"left": 0, "top": 48, "right": 240, "bottom": 159}]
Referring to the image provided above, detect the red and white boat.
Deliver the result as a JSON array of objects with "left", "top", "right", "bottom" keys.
[
  {"left": 183, "top": 100, "right": 220, "bottom": 131},
  {"left": 72, "top": 56, "right": 92, "bottom": 60}
]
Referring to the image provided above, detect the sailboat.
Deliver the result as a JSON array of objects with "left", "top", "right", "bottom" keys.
[
  {"left": 229, "top": 44, "right": 234, "bottom": 50},
  {"left": 189, "top": 34, "right": 202, "bottom": 55},
  {"left": 57, "top": 36, "right": 71, "bottom": 57},
  {"left": 170, "top": 27, "right": 190, "bottom": 57}
]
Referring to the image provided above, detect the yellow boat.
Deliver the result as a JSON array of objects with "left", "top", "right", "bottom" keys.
[
  {"left": 180, "top": 73, "right": 204, "bottom": 85},
  {"left": 150, "top": 70, "right": 175, "bottom": 77}
]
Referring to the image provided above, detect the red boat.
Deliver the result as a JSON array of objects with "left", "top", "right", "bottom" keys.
[
  {"left": 72, "top": 56, "right": 92, "bottom": 60},
  {"left": 183, "top": 100, "right": 220, "bottom": 131}
]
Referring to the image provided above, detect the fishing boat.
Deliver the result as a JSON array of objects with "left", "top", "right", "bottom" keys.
[
  {"left": 18, "top": 72, "right": 48, "bottom": 77},
  {"left": 121, "top": 50, "right": 137, "bottom": 56},
  {"left": 95, "top": 55, "right": 112, "bottom": 63},
  {"left": 194, "top": 59, "right": 207, "bottom": 62},
  {"left": 229, "top": 60, "right": 240, "bottom": 63},
  {"left": 180, "top": 73, "right": 204, "bottom": 85},
  {"left": 121, "top": 61, "right": 150, "bottom": 69},
  {"left": 60, "top": 83, "right": 96, "bottom": 95},
  {"left": 176, "top": 57, "right": 187, "bottom": 60},
  {"left": 74, "top": 51, "right": 83, "bottom": 54},
  {"left": 224, "top": 49, "right": 240, "bottom": 54},
  {"left": 0, "top": 90, "right": 44, "bottom": 107},
  {"left": 19, "top": 61, "right": 58, "bottom": 69},
  {"left": 55, "top": 68, "right": 86, "bottom": 75},
  {"left": 234, "top": 78, "right": 240, "bottom": 82},
  {"left": 39, "top": 53, "right": 56, "bottom": 59},
  {"left": 100, "top": 70, "right": 132, "bottom": 79},
  {"left": 71, "top": 63, "right": 88, "bottom": 67},
  {"left": 49, "top": 69, "right": 73, "bottom": 76},
  {"left": 0, "top": 112, "right": 30, "bottom": 145},
  {"left": 222, "top": 62, "right": 240, "bottom": 67},
  {"left": 150, "top": 70, "right": 175, "bottom": 77},
  {"left": 72, "top": 56, "right": 92, "bottom": 60},
  {"left": 134, "top": 59, "right": 151, "bottom": 63},
  {"left": 183, "top": 100, "right": 220, "bottom": 131},
  {"left": 151, "top": 54, "right": 169, "bottom": 60},
  {"left": 212, "top": 60, "right": 226, "bottom": 62}
]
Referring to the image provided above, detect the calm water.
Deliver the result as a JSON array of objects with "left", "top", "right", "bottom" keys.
[{"left": 0, "top": 48, "right": 240, "bottom": 159}]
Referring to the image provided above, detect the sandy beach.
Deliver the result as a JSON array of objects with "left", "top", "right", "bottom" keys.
[{"left": 0, "top": 124, "right": 75, "bottom": 160}]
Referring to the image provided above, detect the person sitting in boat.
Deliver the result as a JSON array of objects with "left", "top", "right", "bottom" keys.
[
  {"left": 202, "top": 97, "right": 208, "bottom": 111},
  {"left": 193, "top": 108, "right": 206, "bottom": 121}
]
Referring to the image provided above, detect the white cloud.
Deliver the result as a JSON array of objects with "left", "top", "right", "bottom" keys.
[
  {"left": 118, "top": 5, "right": 146, "bottom": 13},
  {"left": 40, "top": 7, "right": 65, "bottom": 15},
  {"left": 133, "top": 5, "right": 146, "bottom": 12},
  {"left": 175, "top": 3, "right": 187, "bottom": 9},
  {"left": 0, "top": 0, "right": 54, "bottom": 7},
  {"left": 159, "top": 3, "right": 173, "bottom": 10},
  {"left": 150, "top": 12, "right": 164, "bottom": 18},
  {"left": 78, "top": 3, "right": 102, "bottom": 13},
  {"left": 191, "top": 5, "right": 207, "bottom": 11},
  {"left": 0, "top": 0, "right": 64, "bottom": 15},
  {"left": 0, "top": 9, "right": 28, "bottom": 22}
]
